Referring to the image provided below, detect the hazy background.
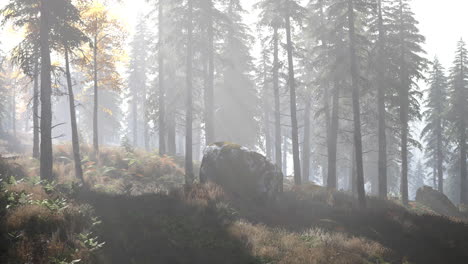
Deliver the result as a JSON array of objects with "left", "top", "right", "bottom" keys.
[{"left": 1, "top": 0, "right": 466, "bottom": 70}]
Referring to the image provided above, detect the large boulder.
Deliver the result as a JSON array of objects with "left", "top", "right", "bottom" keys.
[
  {"left": 200, "top": 142, "right": 283, "bottom": 202},
  {"left": 415, "top": 186, "right": 460, "bottom": 217}
]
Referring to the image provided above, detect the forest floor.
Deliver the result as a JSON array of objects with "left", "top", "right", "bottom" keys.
[
  {"left": 80, "top": 183, "right": 468, "bottom": 264},
  {"left": 2, "top": 145, "right": 468, "bottom": 264}
]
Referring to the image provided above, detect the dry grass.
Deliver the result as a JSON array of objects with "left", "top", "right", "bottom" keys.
[{"left": 230, "top": 221, "right": 391, "bottom": 264}]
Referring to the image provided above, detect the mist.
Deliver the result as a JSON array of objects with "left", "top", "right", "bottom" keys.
[{"left": 0, "top": 0, "right": 467, "bottom": 263}]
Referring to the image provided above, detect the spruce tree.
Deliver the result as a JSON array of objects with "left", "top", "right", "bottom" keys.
[
  {"left": 447, "top": 40, "right": 468, "bottom": 204},
  {"left": 422, "top": 58, "right": 449, "bottom": 193}
]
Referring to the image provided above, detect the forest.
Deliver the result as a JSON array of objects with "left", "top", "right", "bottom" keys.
[{"left": 0, "top": 0, "right": 468, "bottom": 263}]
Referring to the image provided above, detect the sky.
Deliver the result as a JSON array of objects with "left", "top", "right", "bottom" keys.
[
  {"left": 116, "top": 0, "right": 468, "bottom": 71},
  {"left": 1, "top": 0, "right": 467, "bottom": 70}
]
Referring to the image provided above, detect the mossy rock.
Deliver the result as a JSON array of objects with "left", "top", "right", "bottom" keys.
[{"left": 199, "top": 142, "right": 283, "bottom": 202}]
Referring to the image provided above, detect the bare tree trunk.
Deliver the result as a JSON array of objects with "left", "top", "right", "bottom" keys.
[
  {"left": 327, "top": 82, "right": 340, "bottom": 189},
  {"left": 33, "top": 53, "right": 40, "bottom": 159},
  {"left": 166, "top": 72, "right": 178, "bottom": 156},
  {"left": 273, "top": 26, "right": 282, "bottom": 174},
  {"left": 348, "top": 0, "right": 366, "bottom": 208},
  {"left": 285, "top": 8, "right": 301, "bottom": 185},
  {"left": 263, "top": 54, "right": 272, "bottom": 158},
  {"left": 93, "top": 34, "right": 99, "bottom": 153},
  {"left": 459, "top": 47, "right": 467, "bottom": 204},
  {"left": 143, "top": 85, "right": 149, "bottom": 150},
  {"left": 64, "top": 47, "right": 84, "bottom": 183},
  {"left": 12, "top": 90, "right": 16, "bottom": 138},
  {"left": 436, "top": 120, "right": 443, "bottom": 192},
  {"left": 204, "top": 0, "right": 215, "bottom": 145},
  {"left": 377, "top": 0, "right": 388, "bottom": 199},
  {"left": 398, "top": 0, "right": 409, "bottom": 205},
  {"left": 283, "top": 135, "right": 288, "bottom": 176},
  {"left": 158, "top": 0, "right": 166, "bottom": 155},
  {"left": 132, "top": 90, "right": 138, "bottom": 147},
  {"left": 39, "top": 0, "right": 53, "bottom": 181},
  {"left": 302, "top": 97, "right": 311, "bottom": 182},
  {"left": 185, "top": 0, "right": 194, "bottom": 185}
]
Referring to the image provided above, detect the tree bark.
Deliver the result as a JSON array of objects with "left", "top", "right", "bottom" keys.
[
  {"left": 93, "top": 34, "right": 99, "bottom": 153},
  {"left": 64, "top": 47, "right": 84, "bottom": 183},
  {"left": 348, "top": 0, "right": 366, "bottom": 207},
  {"left": 185, "top": 0, "right": 194, "bottom": 185},
  {"left": 39, "top": 0, "right": 53, "bottom": 181},
  {"left": 285, "top": 8, "right": 301, "bottom": 185},
  {"left": 377, "top": 0, "right": 388, "bottom": 199},
  {"left": 33, "top": 52, "right": 40, "bottom": 159},
  {"left": 273, "top": 26, "right": 282, "bottom": 174},
  {"left": 327, "top": 82, "right": 339, "bottom": 189},
  {"left": 158, "top": 0, "right": 166, "bottom": 155}
]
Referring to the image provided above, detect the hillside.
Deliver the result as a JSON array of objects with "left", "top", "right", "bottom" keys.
[{"left": 1, "top": 147, "right": 468, "bottom": 264}]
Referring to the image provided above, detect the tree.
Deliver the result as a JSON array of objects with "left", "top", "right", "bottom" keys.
[
  {"left": 158, "top": 0, "right": 166, "bottom": 155},
  {"left": 284, "top": 0, "right": 305, "bottom": 185},
  {"left": 59, "top": 4, "right": 90, "bottom": 183},
  {"left": 185, "top": 0, "right": 195, "bottom": 185},
  {"left": 388, "top": 0, "right": 426, "bottom": 204},
  {"left": 255, "top": 0, "right": 284, "bottom": 170},
  {"left": 422, "top": 58, "right": 448, "bottom": 193},
  {"left": 127, "top": 18, "right": 150, "bottom": 149},
  {"left": 347, "top": 0, "right": 366, "bottom": 207},
  {"left": 447, "top": 40, "right": 468, "bottom": 204},
  {"left": 375, "top": 0, "right": 388, "bottom": 198},
  {"left": 80, "top": 1, "right": 125, "bottom": 153},
  {"left": 216, "top": 0, "right": 257, "bottom": 148},
  {"left": 201, "top": 0, "right": 216, "bottom": 145}
]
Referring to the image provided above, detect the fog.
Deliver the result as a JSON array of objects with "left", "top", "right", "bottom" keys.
[{"left": 0, "top": 0, "right": 468, "bottom": 263}]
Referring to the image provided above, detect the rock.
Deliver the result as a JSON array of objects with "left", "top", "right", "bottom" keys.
[
  {"left": 200, "top": 142, "right": 283, "bottom": 202},
  {"left": 415, "top": 186, "right": 460, "bottom": 217}
]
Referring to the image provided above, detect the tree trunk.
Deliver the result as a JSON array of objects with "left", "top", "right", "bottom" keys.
[
  {"left": 377, "top": 0, "right": 388, "bottom": 199},
  {"left": 158, "top": 0, "right": 166, "bottom": 155},
  {"left": 204, "top": 0, "right": 215, "bottom": 145},
  {"left": 348, "top": 0, "right": 366, "bottom": 208},
  {"left": 143, "top": 85, "right": 149, "bottom": 150},
  {"left": 319, "top": 0, "right": 331, "bottom": 187},
  {"left": 185, "top": 0, "right": 194, "bottom": 185},
  {"left": 263, "top": 55, "right": 272, "bottom": 158},
  {"left": 64, "top": 47, "right": 84, "bottom": 183},
  {"left": 283, "top": 135, "right": 288, "bottom": 176},
  {"left": 39, "top": 0, "right": 53, "bottom": 181},
  {"left": 398, "top": 0, "right": 409, "bottom": 205},
  {"left": 33, "top": 52, "right": 40, "bottom": 159},
  {"left": 12, "top": 90, "right": 16, "bottom": 138},
  {"left": 327, "top": 82, "right": 340, "bottom": 189},
  {"left": 132, "top": 89, "right": 138, "bottom": 147},
  {"left": 93, "top": 34, "right": 99, "bottom": 153},
  {"left": 273, "top": 26, "right": 282, "bottom": 174},
  {"left": 436, "top": 120, "right": 444, "bottom": 193},
  {"left": 164, "top": 70, "right": 176, "bottom": 155},
  {"left": 459, "top": 47, "right": 467, "bottom": 204},
  {"left": 285, "top": 8, "right": 301, "bottom": 185},
  {"left": 350, "top": 142, "right": 357, "bottom": 194},
  {"left": 302, "top": 97, "right": 311, "bottom": 182}
]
